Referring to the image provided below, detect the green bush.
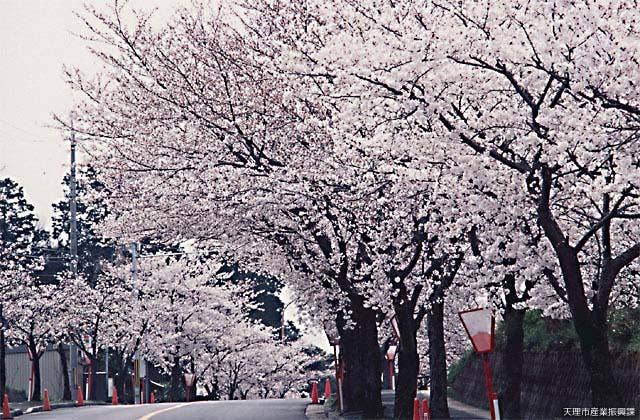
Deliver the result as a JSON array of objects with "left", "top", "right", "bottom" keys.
[
  {"left": 522, "top": 310, "right": 579, "bottom": 351},
  {"left": 448, "top": 308, "right": 640, "bottom": 379}
]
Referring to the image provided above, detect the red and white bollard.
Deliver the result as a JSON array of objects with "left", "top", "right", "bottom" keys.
[
  {"left": 413, "top": 398, "right": 420, "bottom": 420},
  {"left": 421, "top": 399, "right": 431, "bottom": 420}
]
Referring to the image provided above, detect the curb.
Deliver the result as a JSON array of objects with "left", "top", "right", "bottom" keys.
[
  {"left": 9, "top": 409, "right": 24, "bottom": 417},
  {"left": 305, "top": 403, "right": 327, "bottom": 419},
  {"left": 16, "top": 400, "right": 107, "bottom": 416}
]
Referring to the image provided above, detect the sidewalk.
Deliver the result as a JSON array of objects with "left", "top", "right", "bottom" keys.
[{"left": 306, "top": 390, "right": 490, "bottom": 419}]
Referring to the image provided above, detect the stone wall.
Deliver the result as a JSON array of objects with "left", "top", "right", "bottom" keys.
[{"left": 450, "top": 351, "right": 640, "bottom": 419}]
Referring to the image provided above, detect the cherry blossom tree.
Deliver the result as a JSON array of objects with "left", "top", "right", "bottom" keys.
[
  {"left": 57, "top": 272, "right": 129, "bottom": 400},
  {"left": 6, "top": 279, "right": 60, "bottom": 401},
  {"left": 432, "top": 2, "right": 640, "bottom": 406},
  {"left": 60, "top": 2, "right": 383, "bottom": 414},
  {"left": 62, "top": 2, "right": 470, "bottom": 415},
  {"left": 60, "top": 0, "right": 640, "bottom": 414},
  {"left": 236, "top": 0, "right": 640, "bottom": 407}
]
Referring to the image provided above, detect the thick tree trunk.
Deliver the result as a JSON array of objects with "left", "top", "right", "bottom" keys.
[
  {"left": 501, "top": 307, "right": 524, "bottom": 419},
  {"left": 190, "top": 377, "right": 197, "bottom": 401},
  {"left": 338, "top": 302, "right": 383, "bottom": 418},
  {"left": 427, "top": 300, "right": 449, "bottom": 419},
  {"left": 537, "top": 171, "right": 622, "bottom": 406},
  {"left": 393, "top": 307, "right": 419, "bottom": 420},
  {"left": 32, "top": 356, "right": 42, "bottom": 401},
  {"left": 114, "top": 366, "right": 127, "bottom": 403},
  {"left": 575, "top": 313, "right": 620, "bottom": 407},
  {"left": 559, "top": 250, "right": 620, "bottom": 405},
  {"left": 113, "top": 351, "right": 130, "bottom": 403},
  {"left": 58, "top": 343, "right": 72, "bottom": 400},
  {"left": 0, "top": 315, "right": 5, "bottom": 397},
  {"left": 28, "top": 340, "right": 41, "bottom": 401}
]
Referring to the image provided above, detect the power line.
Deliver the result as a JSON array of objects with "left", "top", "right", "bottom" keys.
[
  {"left": 0, "top": 119, "right": 61, "bottom": 143},
  {"left": 136, "top": 249, "right": 216, "bottom": 259}
]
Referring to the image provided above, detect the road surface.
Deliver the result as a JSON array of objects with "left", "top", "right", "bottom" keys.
[{"left": 24, "top": 399, "right": 309, "bottom": 420}]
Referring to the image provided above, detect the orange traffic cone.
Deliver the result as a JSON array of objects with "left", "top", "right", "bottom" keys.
[
  {"left": 150, "top": 391, "right": 155, "bottom": 404},
  {"left": 43, "top": 389, "right": 51, "bottom": 411},
  {"left": 112, "top": 386, "right": 118, "bottom": 405},
  {"left": 2, "top": 393, "right": 12, "bottom": 419},
  {"left": 310, "top": 381, "right": 319, "bottom": 404},
  {"left": 422, "top": 399, "right": 431, "bottom": 420},
  {"left": 412, "top": 398, "right": 420, "bottom": 420},
  {"left": 324, "top": 378, "right": 331, "bottom": 399},
  {"left": 76, "top": 386, "right": 84, "bottom": 407}
]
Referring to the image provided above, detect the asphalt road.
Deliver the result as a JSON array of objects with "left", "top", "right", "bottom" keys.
[{"left": 24, "top": 399, "right": 309, "bottom": 420}]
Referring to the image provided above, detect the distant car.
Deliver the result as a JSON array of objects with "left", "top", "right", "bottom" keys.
[{"left": 417, "top": 375, "right": 430, "bottom": 390}]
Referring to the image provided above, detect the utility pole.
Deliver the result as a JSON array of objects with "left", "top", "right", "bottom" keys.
[
  {"left": 69, "top": 119, "right": 78, "bottom": 276},
  {"left": 64, "top": 116, "right": 79, "bottom": 401},
  {"left": 130, "top": 243, "right": 142, "bottom": 404},
  {"left": 130, "top": 243, "right": 138, "bottom": 287}
]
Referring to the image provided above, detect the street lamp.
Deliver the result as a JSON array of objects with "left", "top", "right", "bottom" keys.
[
  {"left": 458, "top": 308, "right": 499, "bottom": 420},
  {"left": 385, "top": 344, "right": 397, "bottom": 390},
  {"left": 323, "top": 321, "right": 343, "bottom": 412},
  {"left": 184, "top": 373, "right": 196, "bottom": 402}
]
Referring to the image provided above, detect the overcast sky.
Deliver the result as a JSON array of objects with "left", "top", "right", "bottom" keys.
[
  {"left": 0, "top": 1, "right": 192, "bottom": 227},
  {"left": 0, "top": 1, "right": 329, "bottom": 349}
]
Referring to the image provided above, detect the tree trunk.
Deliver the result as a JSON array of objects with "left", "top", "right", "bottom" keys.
[
  {"left": 558, "top": 249, "right": 620, "bottom": 405},
  {"left": 338, "top": 301, "right": 383, "bottom": 418},
  {"left": 427, "top": 300, "right": 449, "bottom": 419},
  {"left": 205, "top": 380, "right": 219, "bottom": 400},
  {"left": 501, "top": 307, "right": 524, "bottom": 419},
  {"left": 575, "top": 312, "right": 620, "bottom": 407},
  {"left": 228, "top": 373, "right": 237, "bottom": 400},
  {"left": 393, "top": 307, "right": 419, "bottom": 420},
  {"left": 58, "top": 343, "right": 72, "bottom": 400},
  {"left": 190, "top": 377, "right": 197, "bottom": 401},
  {"left": 0, "top": 314, "right": 5, "bottom": 397},
  {"left": 113, "top": 351, "right": 130, "bottom": 403},
  {"left": 32, "top": 355, "right": 42, "bottom": 401},
  {"left": 537, "top": 172, "right": 622, "bottom": 406},
  {"left": 115, "top": 367, "right": 127, "bottom": 403},
  {"left": 28, "top": 340, "right": 41, "bottom": 402},
  {"left": 169, "top": 357, "right": 182, "bottom": 402}
]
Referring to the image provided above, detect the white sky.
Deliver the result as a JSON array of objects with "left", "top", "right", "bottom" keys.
[
  {"left": 0, "top": 1, "right": 330, "bottom": 350},
  {"left": 0, "top": 1, "right": 192, "bottom": 227}
]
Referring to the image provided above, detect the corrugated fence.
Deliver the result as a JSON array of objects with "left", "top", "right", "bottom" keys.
[{"left": 6, "top": 345, "right": 70, "bottom": 401}]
